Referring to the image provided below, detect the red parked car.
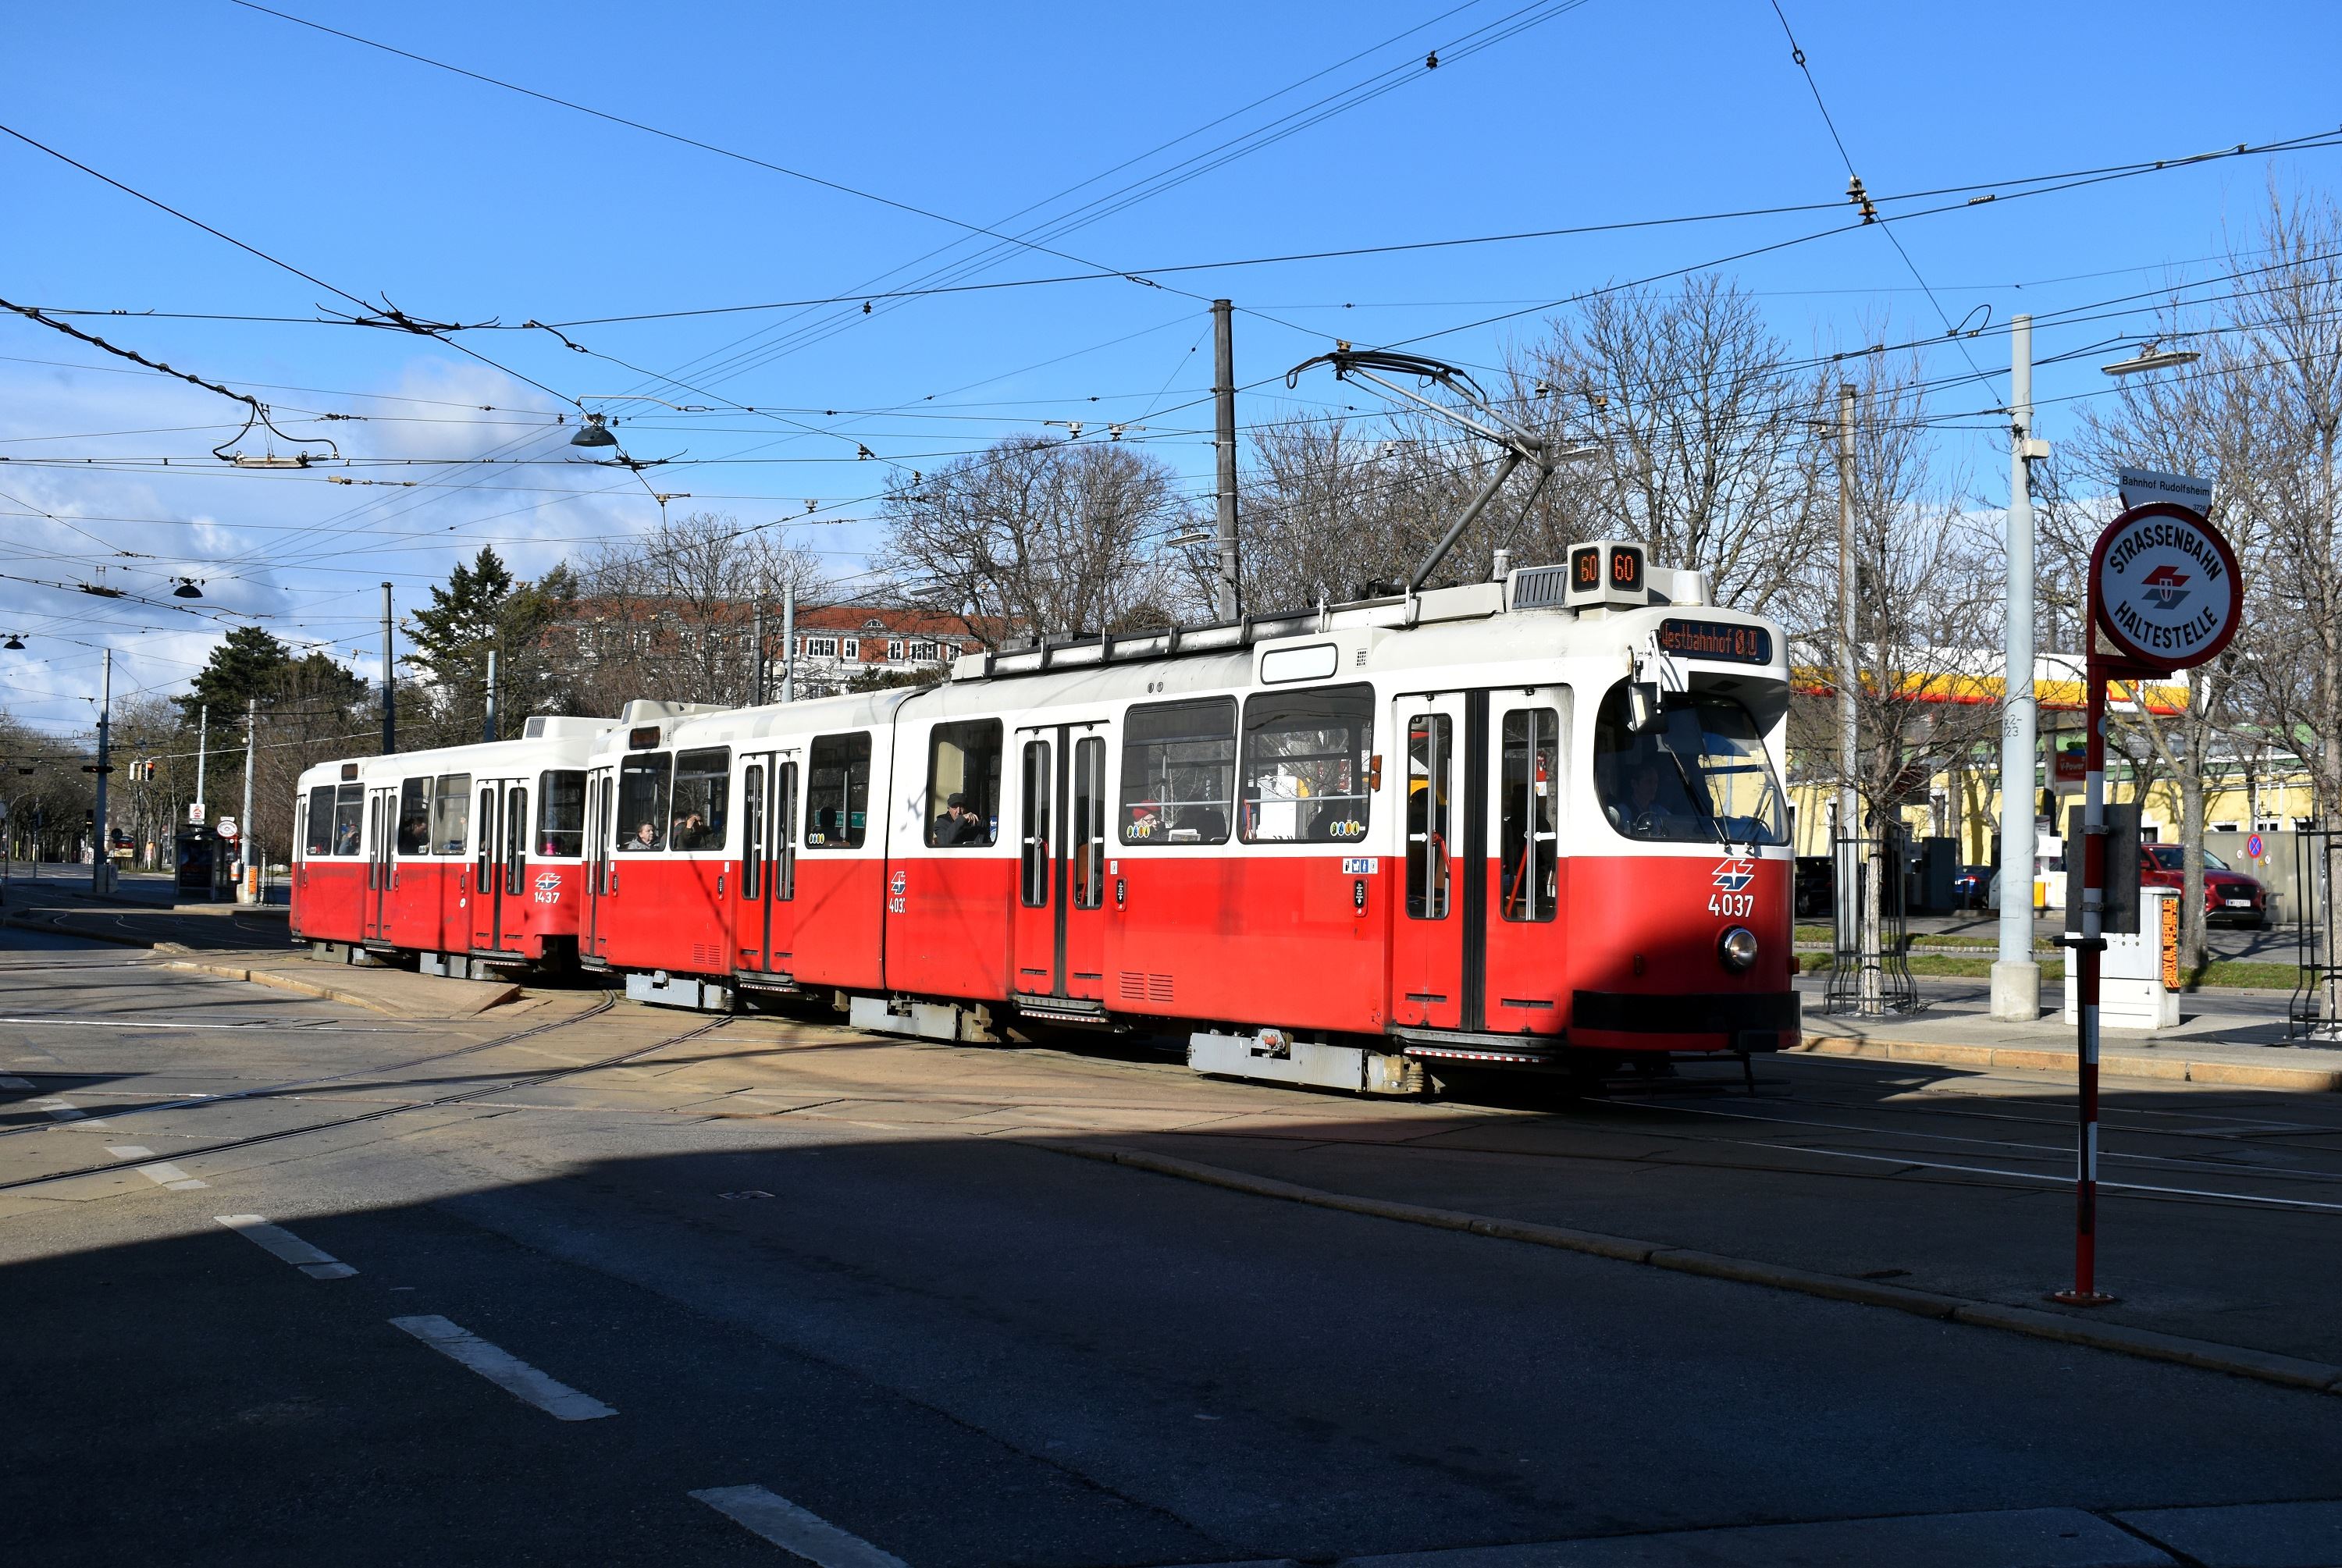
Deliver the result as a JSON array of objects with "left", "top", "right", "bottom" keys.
[{"left": 2141, "top": 844, "right": 2269, "bottom": 927}]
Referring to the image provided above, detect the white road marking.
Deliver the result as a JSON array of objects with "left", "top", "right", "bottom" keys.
[
  {"left": 689, "top": 1485, "right": 906, "bottom": 1567},
  {"left": 214, "top": 1214, "right": 358, "bottom": 1279},
  {"left": 105, "top": 1145, "right": 154, "bottom": 1158},
  {"left": 389, "top": 1316, "right": 615, "bottom": 1420},
  {"left": 34, "top": 1097, "right": 107, "bottom": 1129},
  {"left": 0, "top": 1074, "right": 32, "bottom": 1089},
  {"left": 137, "top": 1162, "right": 206, "bottom": 1190}
]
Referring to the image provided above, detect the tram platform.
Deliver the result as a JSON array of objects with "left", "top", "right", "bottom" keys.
[{"left": 1791, "top": 972, "right": 2342, "bottom": 1093}]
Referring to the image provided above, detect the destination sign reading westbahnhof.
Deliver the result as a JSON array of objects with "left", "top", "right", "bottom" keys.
[{"left": 1656, "top": 617, "right": 1774, "bottom": 666}]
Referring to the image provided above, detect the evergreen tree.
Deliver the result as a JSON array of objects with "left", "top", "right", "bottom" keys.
[
  {"left": 177, "top": 625, "right": 291, "bottom": 726},
  {"left": 405, "top": 546, "right": 518, "bottom": 688}
]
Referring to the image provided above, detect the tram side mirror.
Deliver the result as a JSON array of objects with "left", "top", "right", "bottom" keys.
[{"left": 1626, "top": 681, "right": 1663, "bottom": 733}]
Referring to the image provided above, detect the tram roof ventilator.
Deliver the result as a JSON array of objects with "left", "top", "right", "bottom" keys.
[{"left": 960, "top": 343, "right": 1705, "bottom": 686}]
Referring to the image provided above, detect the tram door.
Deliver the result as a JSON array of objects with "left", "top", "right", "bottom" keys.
[
  {"left": 363, "top": 784, "right": 397, "bottom": 942},
  {"left": 1010, "top": 722, "right": 1111, "bottom": 1002},
  {"left": 582, "top": 764, "right": 614, "bottom": 961},
  {"left": 735, "top": 752, "right": 799, "bottom": 976},
  {"left": 1389, "top": 688, "right": 1568, "bottom": 1034},
  {"left": 470, "top": 777, "right": 527, "bottom": 953}
]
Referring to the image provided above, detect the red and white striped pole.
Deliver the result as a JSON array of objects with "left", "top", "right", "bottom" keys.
[{"left": 2053, "top": 654, "right": 2116, "bottom": 1306}]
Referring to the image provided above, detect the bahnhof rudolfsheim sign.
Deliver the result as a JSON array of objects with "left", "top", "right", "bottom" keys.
[{"left": 2090, "top": 502, "right": 2241, "bottom": 671}]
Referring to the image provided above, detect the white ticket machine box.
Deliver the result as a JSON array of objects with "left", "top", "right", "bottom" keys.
[{"left": 2063, "top": 886, "right": 2181, "bottom": 1031}]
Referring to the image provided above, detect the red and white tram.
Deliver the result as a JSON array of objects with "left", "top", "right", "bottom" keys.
[
  {"left": 572, "top": 544, "right": 1798, "bottom": 1091},
  {"left": 290, "top": 707, "right": 708, "bottom": 975}
]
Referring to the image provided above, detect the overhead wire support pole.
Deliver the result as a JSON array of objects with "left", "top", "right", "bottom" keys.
[
  {"left": 780, "top": 582, "right": 795, "bottom": 704},
  {"left": 1835, "top": 384, "right": 1870, "bottom": 1012},
  {"left": 482, "top": 649, "right": 500, "bottom": 744},
  {"left": 92, "top": 648, "right": 111, "bottom": 894},
  {"left": 240, "top": 695, "right": 257, "bottom": 904},
  {"left": 1994, "top": 314, "right": 2044, "bottom": 1019},
  {"left": 194, "top": 703, "right": 209, "bottom": 820},
  {"left": 380, "top": 583, "right": 397, "bottom": 756},
  {"left": 1212, "top": 300, "right": 1240, "bottom": 622}
]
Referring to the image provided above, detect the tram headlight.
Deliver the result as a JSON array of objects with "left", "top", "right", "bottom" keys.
[{"left": 1717, "top": 926, "right": 1760, "bottom": 972}]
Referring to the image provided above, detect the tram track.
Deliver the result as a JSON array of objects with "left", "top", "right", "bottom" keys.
[
  {"left": 0, "top": 1001, "right": 729, "bottom": 1194},
  {"left": 0, "top": 994, "right": 618, "bottom": 1143}
]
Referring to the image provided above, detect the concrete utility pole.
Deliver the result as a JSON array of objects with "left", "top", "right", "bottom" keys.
[
  {"left": 239, "top": 695, "right": 256, "bottom": 904},
  {"left": 91, "top": 648, "right": 111, "bottom": 894},
  {"left": 1212, "top": 299, "right": 1240, "bottom": 622},
  {"left": 380, "top": 582, "right": 397, "bottom": 756},
  {"left": 1992, "top": 315, "right": 2043, "bottom": 1020},
  {"left": 780, "top": 582, "right": 795, "bottom": 703},
  {"left": 194, "top": 703, "right": 209, "bottom": 820},
  {"left": 1835, "top": 385, "right": 1882, "bottom": 1014},
  {"left": 482, "top": 649, "right": 500, "bottom": 744},
  {"left": 751, "top": 603, "right": 767, "bottom": 706}
]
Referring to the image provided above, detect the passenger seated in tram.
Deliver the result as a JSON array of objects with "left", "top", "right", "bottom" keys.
[
  {"left": 934, "top": 792, "right": 984, "bottom": 846},
  {"left": 624, "top": 820, "right": 663, "bottom": 851},
  {"left": 671, "top": 810, "right": 711, "bottom": 850},
  {"left": 334, "top": 819, "right": 361, "bottom": 855}
]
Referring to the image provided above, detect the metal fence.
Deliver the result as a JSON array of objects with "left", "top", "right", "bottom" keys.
[
  {"left": 2289, "top": 827, "right": 2340, "bottom": 1042},
  {"left": 1824, "top": 827, "right": 1920, "bottom": 1016}
]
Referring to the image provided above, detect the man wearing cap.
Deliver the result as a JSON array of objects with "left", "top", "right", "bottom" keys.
[{"left": 936, "top": 792, "right": 986, "bottom": 846}]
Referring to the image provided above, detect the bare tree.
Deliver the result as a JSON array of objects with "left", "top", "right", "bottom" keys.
[
  {"left": 1520, "top": 273, "right": 1834, "bottom": 620},
  {"left": 876, "top": 437, "right": 1189, "bottom": 645},
  {"left": 569, "top": 511, "right": 830, "bottom": 709}
]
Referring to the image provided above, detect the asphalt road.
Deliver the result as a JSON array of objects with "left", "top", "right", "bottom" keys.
[{"left": 5, "top": 936, "right": 2341, "bottom": 1566}]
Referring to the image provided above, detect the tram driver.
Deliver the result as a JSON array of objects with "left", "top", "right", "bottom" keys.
[{"left": 934, "top": 792, "right": 984, "bottom": 846}]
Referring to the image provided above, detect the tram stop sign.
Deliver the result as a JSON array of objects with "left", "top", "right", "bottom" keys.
[
  {"left": 2088, "top": 501, "right": 2243, "bottom": 674},
  {"left": 215, "top": 818, "right": 238, "bottom": 842}
]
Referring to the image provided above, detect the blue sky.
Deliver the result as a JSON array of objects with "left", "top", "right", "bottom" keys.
[{"left": 4, "top": 1, "right": 2338, "bottom": 734}]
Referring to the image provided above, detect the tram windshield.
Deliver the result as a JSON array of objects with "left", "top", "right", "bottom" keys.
[{"left": 1593, "top": 683, "right": 1787, "bottom": 848}]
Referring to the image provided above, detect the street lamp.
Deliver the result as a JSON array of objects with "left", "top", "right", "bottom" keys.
[
  {"left": 2102, "top": 343, "right": 2201, "bottom": 377},
  {"left": 569, "top": 413, "right": 618, "bottom": 449}
]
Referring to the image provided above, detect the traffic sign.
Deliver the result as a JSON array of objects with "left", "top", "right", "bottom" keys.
[
  {"left": 188, "top": 802, "right": 205, "bottom": 824},
  {"left": 215, "top": 818, "right": 239, "bottom": 841},
  {"left": 2090, "top": 502, "right": 2242, "bottom": 673},
  {"left": 2247, "top": 832, "right": 2265, "bottom": 859}
]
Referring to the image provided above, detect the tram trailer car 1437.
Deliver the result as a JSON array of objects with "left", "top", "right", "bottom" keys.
[
  {"left": 578, "top": 545, "right": 1799, "bottom": 1093},
  {"left": 288, "top": 704, "right": 718, "bottom": 976}
]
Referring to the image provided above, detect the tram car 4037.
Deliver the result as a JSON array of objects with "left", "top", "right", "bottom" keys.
[
  {"left": 289, "top": 703, "right": 715, "bottom": 976},
  {"left": 579, "top": 544, "right": 1799, "bottom": 1094}
]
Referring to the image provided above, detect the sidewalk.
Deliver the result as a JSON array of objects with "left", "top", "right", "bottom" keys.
[
  {"left": 1793, "top": 975, "right": 2342, "bottom": 1092},
  {"left": 0, "top": 879, "right": 518, "bottom": 1018}
]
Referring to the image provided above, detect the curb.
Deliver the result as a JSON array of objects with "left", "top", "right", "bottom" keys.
[
  {"left": 1793, "top": 1034, "right": 2342, "bottom": 1093},
  {"left": 1045, "top": 1141, "right": 2342, "bottom": 1399},
  {"left": 162, "top": 958, "right": 519, "bottom": 1019}
]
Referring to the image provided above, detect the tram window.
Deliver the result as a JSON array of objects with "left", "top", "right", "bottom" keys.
[
  {"left": 1593, "top": 683, "right": 1788, "bottom": 847},
  {"left": 671, "top": 748, "right": 731, "bottom": 851},
  {"left": 927, "top": 720, "right": 1002, "bottom": 848},
  {"left": 331, "top": 783, "right": 365, "bottom": 857},
  {"left": 504, "top": 788, "right": 528, "bottom": 894},
  {"left": 805, "top": 733, "right": 870, "bottom": 848},
  {"left": 425, "top": 774, "right": 470, "bottom": 855},
  {"left": 1020, "top": 740, "right": 1050, "bottom": 906},
  {"left": 396, "top": 779, "right": 431, "bottom": 855},
  {"left": 1500, "top": 709, "right": 1561, "bottom": 923},
  {"left": 537, "top": 771, "right": 586, "bottom": 857},
  {"left": 1119, "top": 697, "right": 1235, "bottom": 845},
  {"left": 1240, "top": 684, "right": 1373, "bottom": 844},
  {"left": 476, "top": 787, "right": 495, "bottom": 887},
  {"left": 742, "top": 763, "right": 765, "bottom": 900},
  {"left": 616, "top": 752, "right": 672, "bottom": 852},
  {"left": 1073, "top": 735, "right": 1105, "bottom": 908},
  {"left": 1406, "top": 715, "right": 1452, "bottom": 919},
  {"left": 774, "top": 762, "right": 797, "bottom": 897},
  {"left": 305, "top": 785, "right": 336, "bottom": 856}
]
